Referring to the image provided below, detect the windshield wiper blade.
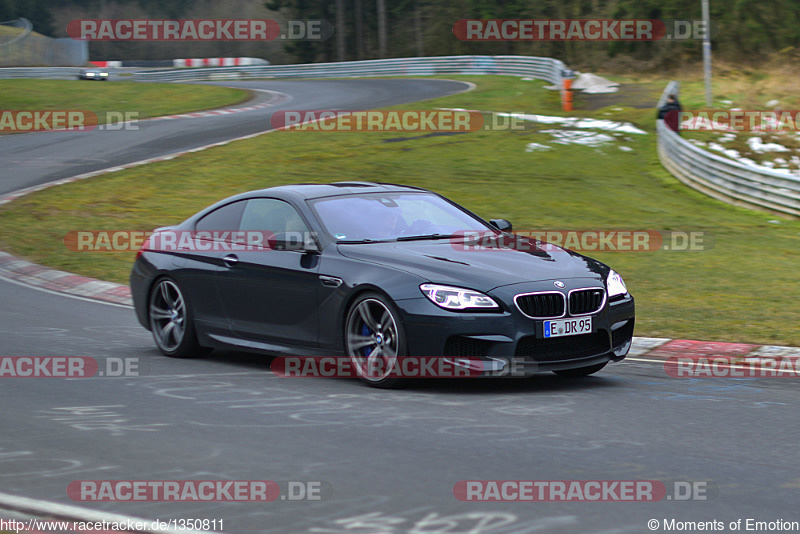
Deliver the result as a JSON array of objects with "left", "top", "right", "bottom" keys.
[
  {"left": 396, "top": 233, "right": 453, "bottom": 242},
  {"left": 336, "top": 238, "right": 391, "bottom": 244}
]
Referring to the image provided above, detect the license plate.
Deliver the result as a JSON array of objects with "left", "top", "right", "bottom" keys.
[{"left": 543, "top": 317, "right": 592, "bottom": 338}]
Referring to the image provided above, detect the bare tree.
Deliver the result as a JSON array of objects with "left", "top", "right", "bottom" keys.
[
  {"left": 376, "top": 0, "right": 386, "bottom": 57},
  {"left": 414, "top": 0, "right": 423, "bottom": 56},
  {"left": 354, "top": 0, "right": 364, "bottom": 59},
  {"left": 335, "top": 0, "right": 345, "bottom": 61}
]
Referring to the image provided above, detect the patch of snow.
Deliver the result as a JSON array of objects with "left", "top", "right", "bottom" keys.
[
  {"left": 747, "top": 137, "right": 789, "bottom": 153},
  {"left": 570, "top": 73, "right": 619, "bottom": 94},
  {"left": 503, "top": 113, "right": 647, "bottom": 134},
  {"left": 708, "top": 142, "right": 740, "bottom": 159},
  {"left": 439, "top": 108, "right": 647, "bottom": 135},
  {"left": 525, "top": 143, "right": 551, "bottom": 152},
  {"left": 542, "top": 129, "right": 615, "bottom": 147}
]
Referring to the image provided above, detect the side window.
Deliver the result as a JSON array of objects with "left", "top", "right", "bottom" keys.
[
  {"left": 240, "top": 198, "right": 309, "bottom": 235},
  {"left": 195, "top": 200, "right": 246, "bottom": 233}
]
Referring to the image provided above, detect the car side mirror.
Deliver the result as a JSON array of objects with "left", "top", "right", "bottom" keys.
[
  {"left": 269, "top": 232, "right": 320, "bottom": 253},
  {"left": 489, "top": 219, "right": 512, "bottom": 233},
  {"left": 303, "top": 234, "right": 320, "bottom": 253}
]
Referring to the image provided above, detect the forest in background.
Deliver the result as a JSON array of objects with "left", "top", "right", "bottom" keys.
[{"left": 2, "top": 0, "right": 799, "bottom": 69}]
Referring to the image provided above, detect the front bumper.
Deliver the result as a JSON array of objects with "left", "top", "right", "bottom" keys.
[{"left": 396, "top": 284, "right": 635, "bottom": 376}]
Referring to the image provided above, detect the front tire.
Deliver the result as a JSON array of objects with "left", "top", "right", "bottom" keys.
[
  {"left": 148, "top": 278, "right": 207, "bottom": 358},
  {"left": 553, "top": 362, "right": 607, "bottom": 377},
  {"left": 344, "top": 292, "right": 406, "bottom": 388}
]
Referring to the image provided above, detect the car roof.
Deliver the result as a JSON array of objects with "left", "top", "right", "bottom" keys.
[
  {"left": 185, "top": 182, "right": 432, "bottom": 226},
  {"left": 247, "top": 182, "right": 427, "bottom": 201}
]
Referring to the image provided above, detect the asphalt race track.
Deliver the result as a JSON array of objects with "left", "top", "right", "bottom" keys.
[{"left": 1, "top": 80, "right": 797, "bottom": 533}]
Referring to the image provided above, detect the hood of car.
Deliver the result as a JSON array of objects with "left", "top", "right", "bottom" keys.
[{"left": 336, "top": 237, "right": 608, "bottom": 292}]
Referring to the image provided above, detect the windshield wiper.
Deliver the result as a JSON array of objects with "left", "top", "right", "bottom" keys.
[
  {"left": 337, "top": 238, "right": 388, "bottom": 244},
  {"left": 396, "top": 233, "right": 453, "bottom": 242}
]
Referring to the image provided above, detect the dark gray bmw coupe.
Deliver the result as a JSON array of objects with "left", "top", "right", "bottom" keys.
[{"left": 131, "top": 182, "right": 634, "bottom": 387}]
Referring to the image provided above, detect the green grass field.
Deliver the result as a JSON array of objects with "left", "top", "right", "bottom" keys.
[
  {"left": 0, "top": 79, "right": 248, "bottom": 131},
  {"left": 0, "top": 75, "right": 798, "bottom": 345}
]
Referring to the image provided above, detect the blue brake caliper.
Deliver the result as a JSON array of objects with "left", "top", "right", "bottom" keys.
[{"left": 361, "top": 323, "right": 372, "bottom": 357}]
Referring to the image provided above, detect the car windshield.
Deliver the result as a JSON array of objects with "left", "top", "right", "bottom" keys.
[{"left": 310, "top": 192, "right": 494, "bottom": 242}]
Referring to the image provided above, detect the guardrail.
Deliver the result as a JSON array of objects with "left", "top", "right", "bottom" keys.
[
  {"left": 657, "top": 81, "right": 800, "bottom": 217},
  {"left": 131, "top": 55, "right": 567, "bottom": 85},
  {"left": 0, "top": 67, "right": 84, "bottom": 79}
]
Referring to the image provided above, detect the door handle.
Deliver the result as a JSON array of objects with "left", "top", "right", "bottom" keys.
[
  {"left": 223, "top": 254, "right": 239, "bottom": 267},
  {"left": 319, "top": 275, "right": 343, "bottom": 287}
]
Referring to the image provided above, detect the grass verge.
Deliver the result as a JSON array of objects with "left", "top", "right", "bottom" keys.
[
  {"left": 0, "top": 75, "right": 798, "bottom": 345},
  {"left": 0, "top": 79, "right": 249, "bottom": 131}
]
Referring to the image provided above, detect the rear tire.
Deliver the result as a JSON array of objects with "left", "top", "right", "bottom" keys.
[
  {"left": 148, "top": 277, "right": 209, "bottom": 358},
  {"left": 553, "top": 362, "right": 607, "bottom": 377},
  {"left": 344, "top": 292, "right": 406, "bottom": 388}
]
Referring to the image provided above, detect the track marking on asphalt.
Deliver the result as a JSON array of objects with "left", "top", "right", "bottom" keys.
[{"left": 0, "top": 274, "right": 132, "bottom": 308}]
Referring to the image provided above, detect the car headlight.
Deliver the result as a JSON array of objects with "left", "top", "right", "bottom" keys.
[
  {"left": 85, "top": 72, "right": 95, "bottom": 76},
  {"left": 420, "top": 284, "right": 499, "bottom": 311},
  {"left": 606, "top": 270, "right": 628, "bottom": 298}
]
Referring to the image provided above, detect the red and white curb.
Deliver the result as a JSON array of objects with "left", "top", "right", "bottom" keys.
[
  {"left": 173, "top": 57, "right": 265, "bottom": 68},
  {"left": 114, "top": 88, "right": 289, "bottom": 125},
  {"left": 91, "top": 57, "right": 265, "bottom": 68},
  {"left": 146, "top": 88, "right": 289, "bottom": 121},
  {"left": 627, "top": 337, "right": 800, "bottom": 362},
  {"left": 0, "top": 251, "right": 132, "bottom": 305},
  {"left": 0, "top": 491, "right": 217, "bottom": 534}
]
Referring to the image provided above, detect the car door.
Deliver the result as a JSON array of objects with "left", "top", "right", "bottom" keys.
[
  {"left": 214, "top": 197, "right": 321, "bottom": 347},
  {"left": 171, "top": 199, "right": 247, "bottom": 332}
]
